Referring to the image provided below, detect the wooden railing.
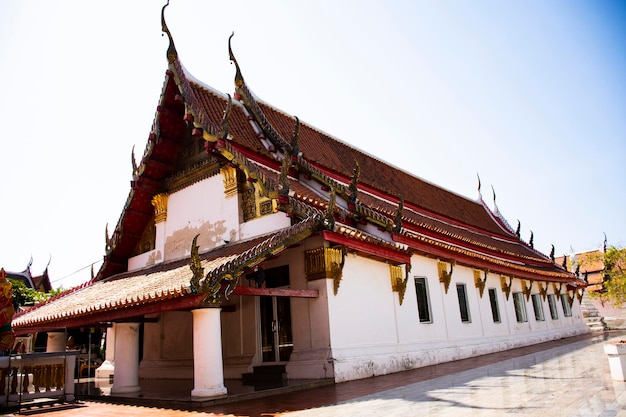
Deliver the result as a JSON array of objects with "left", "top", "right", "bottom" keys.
[{"left": 0, "top": 351, "right": 77, "bottom": 407}]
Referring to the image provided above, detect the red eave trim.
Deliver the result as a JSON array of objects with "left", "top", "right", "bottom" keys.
[
  {"left": 400, "top": 222, "right": 551, "bottom": 268},
  {"left": 14, "top": 286, "right": 318, "bottom": 335},
  {"left": 13, "top": 294, "right": 205, "bottom": 335},
  {"left": 321, "top": 230, "right": 410, "bottom": 265},
  {"left": 393, "top": 233, "right": 574, "bottom": 283}
]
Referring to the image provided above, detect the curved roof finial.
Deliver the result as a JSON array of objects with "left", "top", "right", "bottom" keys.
[
  {"left": 161, "top": 1, "right": 178, "bottom": 63},
  {"left": 491, "top": 185, "right": 496, "bottom": 204},
  {"left": 219, "top": 94, "right": 233, "bottom": 139},
  {"left": 290, "top": 116, "right": 300, "bottom": 156},
  {"left": 228, "top": 32, "right": 244, "bottom": 88},
  {"left": 131, "top": 145, "right": 138, "bottom": 176}
]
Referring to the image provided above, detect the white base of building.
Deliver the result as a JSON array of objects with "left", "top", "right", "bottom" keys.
[{"left": 332, "top": 324, "right": 589, "bottom": 382}]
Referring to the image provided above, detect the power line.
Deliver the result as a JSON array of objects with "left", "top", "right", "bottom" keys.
[{"left": 51, "top": 259, "right": 102, "bottom": 285}]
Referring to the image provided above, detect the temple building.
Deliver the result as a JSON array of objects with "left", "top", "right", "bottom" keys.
[
  {"left": 4, "top": 259, "right": 52, "bottom": 295},
  {"left": 11, "top": 4, "right": 587, "bottom": 399}
]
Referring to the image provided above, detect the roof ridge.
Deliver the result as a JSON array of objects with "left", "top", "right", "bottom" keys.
[{"left": 190, "top": 215, "right": 322, "bottom": 303}]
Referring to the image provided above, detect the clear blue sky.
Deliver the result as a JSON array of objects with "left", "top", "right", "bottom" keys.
[{"left": 1, "top": 1, "right": 624, "bottom": 288}]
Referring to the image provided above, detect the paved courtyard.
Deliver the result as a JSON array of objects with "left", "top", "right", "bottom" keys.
[{"left": 3, "top": 331, "right": 625, "bottom": 416}]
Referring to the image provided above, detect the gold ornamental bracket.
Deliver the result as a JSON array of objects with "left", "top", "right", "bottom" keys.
[
  {"left": 390, "top": 263, "right": 411, "bottom": 305},
  {"left": 521, "top": 280, "right": 532, "bottom": 302},
  {"left": 304, "top": 246, "right": 347, "bottom": 295},
  {"left": 437, "top": 260, "right": 455, "bottom": 294},
  {"left": 473, "top": 269, "right": 488, "bottom": 298},
  {"left": 221, "top": 165, "right": 238, "bottom": 197},
  {"left": 500, "top": 276, "right": 512, "bottom": 300},
  {"left": 151, "top": 193, "right": 169, "bottom": 223},
  {"left": 553, "top": 283, "right": 563, "bottom": 298}
]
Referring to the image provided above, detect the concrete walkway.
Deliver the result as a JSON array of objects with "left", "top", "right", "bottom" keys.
[{"left": 3, "top": 331, "right": 626, "bottom": 416}]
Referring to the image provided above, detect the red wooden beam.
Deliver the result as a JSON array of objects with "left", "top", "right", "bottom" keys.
[
  {"left": 393, "top": 233, "right": 577, "bottom": 283},
  {"left": 321, "top": 230, "right": 410, "bottom": 265}
]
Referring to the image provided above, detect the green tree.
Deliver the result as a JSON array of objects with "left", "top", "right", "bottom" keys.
[
  {"left": 590, "top": 246, "right": 626, "bottom": 307},
  {"left": 8, "top": 279, "right": 61, "bottom": 309},
  {"left": 9, "top": 279, "right": 45, "bottom": 308}
]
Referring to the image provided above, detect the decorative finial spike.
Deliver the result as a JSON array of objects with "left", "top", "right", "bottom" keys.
[
  {"left": 161, "top": 0, "right": 178, "bottom": 63},
  {"left": 131, "top": 145, "right": 138, "bottom": 176},
  {"left": 290, "top": 116, "right": 300, "bottom": 156},
  {"left": 228, "top": 32, "right": 244, "bottom": 88}
]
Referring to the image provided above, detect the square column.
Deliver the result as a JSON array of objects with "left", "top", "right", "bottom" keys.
[
  {"left": 191, "top": 308, "right": 227, "bottom": 399},
  {"left": 111, "top": 322, "right": 141, "bottom": 394}
]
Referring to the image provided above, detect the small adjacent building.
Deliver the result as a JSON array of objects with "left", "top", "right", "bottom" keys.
[{"left": 11, "top": 5, "right": 587, "bottom": 399}]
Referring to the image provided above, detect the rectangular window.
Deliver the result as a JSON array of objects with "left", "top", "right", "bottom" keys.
[
  {"left": 414, "top": 277, "right": 432, "bottom": 323},
  {"left": 548, "top": 294, "right": 559, "bottom": 320},
  {"left": 456, "top": 283, "right": 471, "bottom": 322},
  {"left": 531, "top": 294, "right": 545, "bottom": 321},
  {"left": 513, "top": 292, "right": 528, "bottom": 322},
  {"left": 488, "top": 288, "right": 501, "bottom": 323},
  {"left": 561, "top": 294, "right": 572, "bottom": 317}
]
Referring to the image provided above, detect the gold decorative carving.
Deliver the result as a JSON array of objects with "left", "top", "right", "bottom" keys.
[
  {"left": 304, "top": 246, "right": 346, "bottom": 295},
  {"left": 437, "top": 260, "right": 455, "bottom": 294},
  {"left": 500, "top": 276, "right": 512, "bottom": 300},
  {"left": 151, "top": 193, "right": 169, "bottom": 223},
  {"left": 473, "top": 269, "right": 488, "bottom": 298},
  {"left": 242, "top": 182, "right": 257, "bottom": 221},
  {"left": 553, "top": 283, "right": 563, "bottom": 298},
  {"left": 390, "top": 264, "right": 410, "bottom": 305},
  {"left": 221, "top": 165, "right": 238, "bottom": 197},
  {"left": 165, "top": 158, "right": 221, "bottom": 194},
  {"left": 521, "top": 280, "right": 532, "bottom": 301},
  {"left": 259, "top": 199, "right": 273, "bottom": 216},
  {"left": 133, "top": 216, "right": 156, "bottom": 256}
]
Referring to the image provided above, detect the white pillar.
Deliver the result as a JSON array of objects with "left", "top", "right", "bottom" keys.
[
  {"left": 46, "top": 332, "right": 67, "bottom": 352},
  {"left": 191, "top": 308, "right": 227, "bottom": 399},
  {"left": 111, "top": 322, "right": 141, "bottom": 394},
  {"left": 95, "top": 325, "right": 116, "bottom": 379}
]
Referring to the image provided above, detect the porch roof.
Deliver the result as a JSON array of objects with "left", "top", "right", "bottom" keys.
[
  {"left": 12, "top": 254, "right": 234, "bottom": 333},
  {"left": 12, "top": 231, "right": 302, "bottom": 334}
]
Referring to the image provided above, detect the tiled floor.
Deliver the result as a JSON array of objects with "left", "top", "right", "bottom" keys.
[{"left": 4, "top": 331, "right": 626, "bottom": 417}]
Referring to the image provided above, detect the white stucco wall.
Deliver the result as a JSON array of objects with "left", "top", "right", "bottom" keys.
[{"left": 325, "top": 252, "right": 589, "bottom": 383}]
